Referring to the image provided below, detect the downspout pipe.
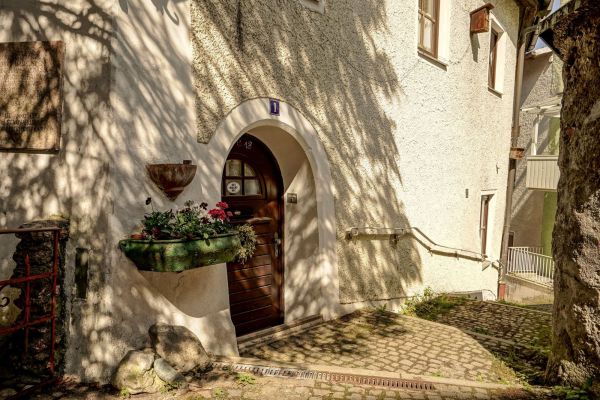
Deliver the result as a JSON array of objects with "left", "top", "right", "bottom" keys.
[{"left": 499, "top": 7, "right": 539, "bottom": 294}]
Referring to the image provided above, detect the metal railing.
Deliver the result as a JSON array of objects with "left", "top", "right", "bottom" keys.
[
  {"left": 345, "top": 227, "right": 486, "bottom": 262},
  {"left": 507, "top": 246, "right": 554, "bottom": 286}
]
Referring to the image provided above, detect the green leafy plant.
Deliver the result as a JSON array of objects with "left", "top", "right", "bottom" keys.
[
  {"left": 171, "top": 201, "right": 213, "bottom": 239},
  {"left": 235, "top": 372, "right": 257, "bottom": 386},
  {"left": 137, "top": 199, "right": 234, "bottom": 240},
  {"left": 235, "top": 224, "right": 257, "bottom": 263},
  {"left": 553, "top": 382, "right": 593, "bottom": 400},
  {"left": 142, "top": 210, "right": 174, "bottom": 239},
  {"left": 402, "top": 287, "right": 466, "bottom": 320}
]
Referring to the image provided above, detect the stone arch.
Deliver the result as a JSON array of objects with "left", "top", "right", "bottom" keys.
[{"left": 203, "top": 98, "right": 339, "bottom": 320}]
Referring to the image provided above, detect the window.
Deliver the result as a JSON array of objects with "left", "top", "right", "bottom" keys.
[
  {"left": 488, "top": 29, "right": 499, "bottom": 89},
  {"left": 418, "top": 0, "right": 440, "bottom": 57},
  {"left": 223, "top": 159, "right": 263, "bottom": 197},
  {"left": 480, "top": 195, "right": 493, "bottom": 256},
  {"left": 487, "top": 17, "right": 506, "bottom": 94}
]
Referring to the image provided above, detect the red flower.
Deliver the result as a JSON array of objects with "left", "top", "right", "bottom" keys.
[
  {"left": 208, "top": 208, "right": 227, "bottom": 221},
  {"left": 216, "top": 201, "right": 229, "bottom": 209}
]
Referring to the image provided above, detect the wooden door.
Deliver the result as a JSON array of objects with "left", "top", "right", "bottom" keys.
[{"left": 223, "top": 134, "right": 284, "bottom": 336}]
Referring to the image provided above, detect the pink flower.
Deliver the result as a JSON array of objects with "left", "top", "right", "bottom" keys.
[
  {"left": 216, "top": 201, "right": 229, "bottom": 210},
  {"left": 226, "top": 211, "right": 233, "bottom": 217}
]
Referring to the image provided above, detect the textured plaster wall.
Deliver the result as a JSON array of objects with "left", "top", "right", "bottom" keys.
[
  {"left": 511, "top": 51, "right": 562, "bottom": 247},
  {"left": 0, "top": 0, "right": 240, "bottom": 383},
  {"left": 1, "top": 0, "right": 523, "bottom": 383},
  {"left": 192, "top": 0, "right": 519, "bottom": 303},
  {"left": 0, "top": 0, "right": 113, "bottom": 380},
  {"left": 101, "top": 0, "right": 241, "bottom": 383}
]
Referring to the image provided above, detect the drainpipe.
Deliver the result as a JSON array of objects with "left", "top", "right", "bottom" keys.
[{"left": 498, "top": 7, "right": 538, "bottom": 298}]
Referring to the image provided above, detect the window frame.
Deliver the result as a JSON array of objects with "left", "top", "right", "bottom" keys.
[
  {"left": 418, "top": 0, "right": 441, "bottom": 58},
  {"left": 480, "top": 195, "right": 493, "bottom": 257},
  {"left": 222, "top": 159, "right": 265, "bottom": 199},
  {"left": 488, "top": 29, "right": 500, "bottom": 89}
]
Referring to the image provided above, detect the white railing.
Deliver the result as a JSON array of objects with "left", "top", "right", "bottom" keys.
[{"left": 507, "top": 247, "right": 554, "bottom": 286}]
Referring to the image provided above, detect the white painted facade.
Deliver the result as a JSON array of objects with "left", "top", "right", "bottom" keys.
[{"left": 0, "top": 0, "right": 522, "bottom": 382}]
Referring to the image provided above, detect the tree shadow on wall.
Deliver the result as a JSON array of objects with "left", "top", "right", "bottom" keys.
[
  {"left": 1, "top": 0, "right": 234, "bottom": 383},
  {"left": 192, "top": 0, "right": 423, "bottom": 304},
  {"left": 0, "top": 0, "right": 453, "bottom": 384}
]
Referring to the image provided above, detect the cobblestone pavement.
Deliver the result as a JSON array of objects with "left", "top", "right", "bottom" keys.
[
  {"left": 241, "top": 310, "right": 519, "bottom": 384},
  {"left": 523, "top": 304, "right": 553, "bottom": 314},
  {"left": 434, "top": 301, "right": 551, "bottom": 348},
  {"left": 18, "top": 301, "right": 557, "bottom": 400},
  {"left": 43, "top": 369, "right": 557, "bottom": 400}
]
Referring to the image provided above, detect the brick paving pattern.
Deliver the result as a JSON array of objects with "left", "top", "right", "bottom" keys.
[{"left": 241, "top": 310, "right": 518, "bottom": 384}]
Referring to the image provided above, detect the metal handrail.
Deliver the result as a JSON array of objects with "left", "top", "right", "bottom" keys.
[{"left": 345, "top": 226, "right": 486, "bottom": 261}]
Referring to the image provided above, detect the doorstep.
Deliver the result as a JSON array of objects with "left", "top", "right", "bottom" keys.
[{"left": 237, "top": 315, "right": 324, "bottom": 352}]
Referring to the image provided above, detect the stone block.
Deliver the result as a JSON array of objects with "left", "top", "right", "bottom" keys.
[{"left": 149, "top": 323, "right": 211, "bottom": 373}]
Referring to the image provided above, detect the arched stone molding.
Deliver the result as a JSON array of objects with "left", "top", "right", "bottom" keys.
[{"left": 201, "top": 98, "right": 339, "bottom": 320}]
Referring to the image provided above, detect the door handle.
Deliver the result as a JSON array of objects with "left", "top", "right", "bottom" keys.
[{"left": 274, "top": 232, "right": 282, "bottom": 258}]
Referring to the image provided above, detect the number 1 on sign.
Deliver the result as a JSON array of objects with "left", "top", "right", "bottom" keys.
[{"left": 270, "top": 99, "right": 280, "bottom": 116}]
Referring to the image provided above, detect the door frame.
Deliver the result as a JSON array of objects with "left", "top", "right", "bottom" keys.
[{"left": 207, "top": 98, "right": 338, "bottom": 321}]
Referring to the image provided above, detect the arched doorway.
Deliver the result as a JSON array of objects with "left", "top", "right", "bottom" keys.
[{"left": 222, "top": 133, "right": 284, "bottom": 336}]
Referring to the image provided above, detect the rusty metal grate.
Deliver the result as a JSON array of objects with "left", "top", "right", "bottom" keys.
[{"left": 212, "top": 362, "right": 436, "bottom": 391}]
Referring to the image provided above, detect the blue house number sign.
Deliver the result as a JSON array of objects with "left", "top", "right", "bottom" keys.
[{"left": 270, "top": 99, "right": 280, "bottom": 116}]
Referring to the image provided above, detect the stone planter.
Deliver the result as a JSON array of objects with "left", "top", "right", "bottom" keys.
[{"left": 119, "top": 232, "right": 240, "bottom": 272}]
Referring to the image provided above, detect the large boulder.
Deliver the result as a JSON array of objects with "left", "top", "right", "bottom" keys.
[
  {"left": 149, "top": 324, "right": 211, "bottom": 373},
  {"left": 153, "top": 358, "right": 187, "bottom": 388},
  {"left": 111, "top": 350, "right": 165, "bottom": 394}
]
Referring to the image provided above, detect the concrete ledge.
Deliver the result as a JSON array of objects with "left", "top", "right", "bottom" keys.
[{"left": 504, "top": 275, "right": 554, "bottom": 306}]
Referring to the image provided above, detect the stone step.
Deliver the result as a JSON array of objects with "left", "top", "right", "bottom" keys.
[{"left": 237, "top": 315, "right": 324, "bottom": 352}]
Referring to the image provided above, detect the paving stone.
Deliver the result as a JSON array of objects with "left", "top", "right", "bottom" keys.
[
  {"left": 241, "top": 308, "right": 545, "bottom": 384},
  {"left": 45, "top": 303, "right": 557, "bottom": 400}
]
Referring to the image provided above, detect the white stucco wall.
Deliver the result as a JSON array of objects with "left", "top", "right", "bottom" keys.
[{"left": 1, "top": 0, "right": 521, "bottom": 383}]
